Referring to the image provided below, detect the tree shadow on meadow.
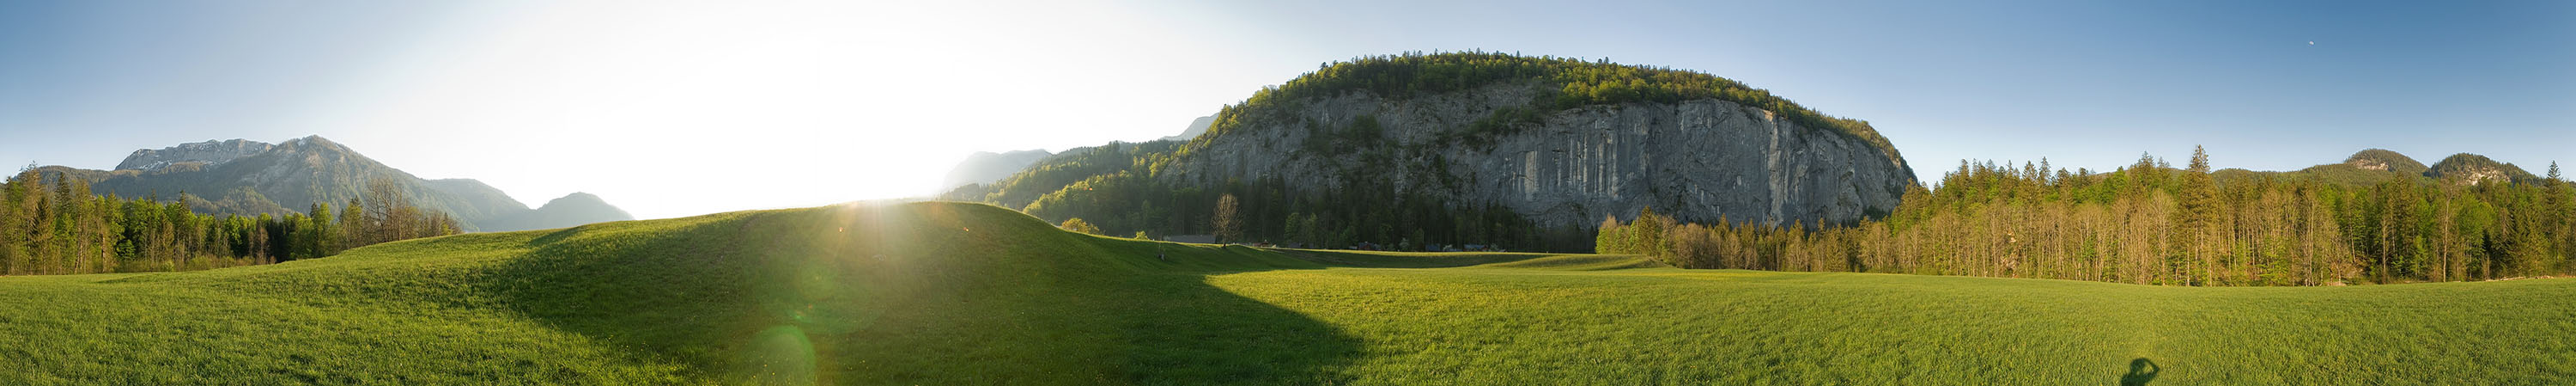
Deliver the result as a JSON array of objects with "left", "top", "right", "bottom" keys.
[{"left": 479, "top": 205, "right": 1362, "bottom": 385}]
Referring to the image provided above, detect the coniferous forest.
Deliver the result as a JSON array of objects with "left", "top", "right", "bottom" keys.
[
  {"left": 0, "top": 168, "right": 459, "bottom": 275},
  {"left": 1601, "top": 147, "right": 2576, "bottom": 285}
]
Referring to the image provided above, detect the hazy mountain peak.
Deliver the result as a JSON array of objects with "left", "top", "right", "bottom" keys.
[
  {"left": 942, "top": 149, "right": 1055, "bottom": 191},
  {"left": 1159, "top": 114, "right": 1217, "bottom": 142},
  {"left": 544, "top": 192, "right": 612, "bottom": 207},
  {"left": 499, "top": 192, "right": 635, "bottom": 230},
  {"left": 274, "top": 135, "right": 357, "bottom": 153}
]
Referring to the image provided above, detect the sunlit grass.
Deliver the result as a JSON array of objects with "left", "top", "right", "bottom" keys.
[
  {"left": 2, "top": 201, "right": 2571, "bottom": 384},
  {"left": 1212, "top": 267, "right": 2576, "bottom": 384}
]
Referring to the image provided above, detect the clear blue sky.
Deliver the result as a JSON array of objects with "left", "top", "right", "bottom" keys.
[{"left": 3, "top": 0, "right": 2569, "bottom": 218}]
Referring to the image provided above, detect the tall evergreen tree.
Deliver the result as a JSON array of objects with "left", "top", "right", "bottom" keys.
[{"left": 2166, "top": 145, "right": 2221, "bottom": 285}]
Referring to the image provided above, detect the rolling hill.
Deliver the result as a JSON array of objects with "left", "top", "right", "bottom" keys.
[{"left": 2, "top": 201, "right": 2571, "bottom": 384}]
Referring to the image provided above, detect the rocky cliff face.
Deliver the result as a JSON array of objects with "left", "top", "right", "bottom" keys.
[
  {"left": 1162, "top": 83, "right": 1915, "bottom": 228},
  {"left": 116, "top": 139, "right": 275, "bottom": 171}
]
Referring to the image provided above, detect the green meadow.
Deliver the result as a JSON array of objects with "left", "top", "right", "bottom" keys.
[{"left": 3, "top": 202, "right": 2571, "bottom": 385}]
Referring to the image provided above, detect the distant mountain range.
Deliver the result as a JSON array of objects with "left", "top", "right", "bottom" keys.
[
  {"left": 35, "top": 136, "right": 630, "bottom": 232},
  {"left": 939, "top": 114, "right": 1218, "bottom": 192},
  {"left": 1159, "top": 114, "right": 1215, "bottom": 142},
  {"left": 941, "top": 150, "right": 1054, "bottom": 192}
]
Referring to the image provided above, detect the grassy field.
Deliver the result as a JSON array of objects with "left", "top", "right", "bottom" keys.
[{"left": 2, "top": 202, "right": 2571, "bottom": 384}]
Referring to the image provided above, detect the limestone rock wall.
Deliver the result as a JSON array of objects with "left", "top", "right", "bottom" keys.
[{"left": 1164, "top": 84, "right": 1916, "bottom": 229}]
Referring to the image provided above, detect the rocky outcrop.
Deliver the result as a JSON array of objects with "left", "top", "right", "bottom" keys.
[
  {"left": 116, "top": 139, "right": 274, "bottom": 171},
  {"left": 2427, "top": 153, "right": 2537, "bottom": 186},
  {"left": 2343, "top": 149, "right": 2427, "bottom": 175},
  {"left": 1161, "top": 83, "right": 1915, "bottom": 228}
]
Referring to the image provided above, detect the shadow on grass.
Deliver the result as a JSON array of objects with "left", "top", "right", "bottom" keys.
[
  {"left": 1265, "top": 248, "right": 1557, "bottom": 268},
  {"left": 479, "top": 205, "right": 1362, "bottom": 384},
  {"left": 2118, "top": 358, "right": 2159, "bottom": 386},
  {"left": 1106, "top": 273, "right": 1362, "bottom": 384}
]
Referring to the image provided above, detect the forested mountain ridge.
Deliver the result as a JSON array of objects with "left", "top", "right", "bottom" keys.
[
  {"left": 44, "top": 136, "right": 631, "bottom": 232},
  {"left": 945, "top": 52, "right": 1917, "bottom": 251},
  {"left": 2426, "top": 153, "right": 2542, "bottom": 185},
  {"left": 2342, "top": 148, "right": 2427, "bottom": 175},
  {"left": 2216, "top": 149, "right": 2545, "bottom": 188}
]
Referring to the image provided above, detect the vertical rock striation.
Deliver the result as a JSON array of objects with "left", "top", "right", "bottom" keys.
[{"left": 1162, "top": 83, "right": 1915, "bottom": 229}]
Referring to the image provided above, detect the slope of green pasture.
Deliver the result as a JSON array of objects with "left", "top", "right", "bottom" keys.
[
  {"left": 1262, "top": 248, "right": 1576, "bottom": 268},
  {"left": 3, "top": 201, "right": 2572, "bottom": 385},
  {"left": 1211, "top": 267, "right": 2576, "bottom": 384},
  {"left": 1463, "top": 254, "right": 1665, "bottom": 270},
  {"left": 0, "top": 202, "right": 1351, "bottom": 385}
]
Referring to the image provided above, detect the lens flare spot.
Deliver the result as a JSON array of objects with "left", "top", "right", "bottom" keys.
[{"left": 742, "top": 325, "right": 818, "bottom": 386}]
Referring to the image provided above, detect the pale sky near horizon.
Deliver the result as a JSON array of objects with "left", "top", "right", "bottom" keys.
[{"left": 3, "top": 1, "right": 2571, "bottom": 220}]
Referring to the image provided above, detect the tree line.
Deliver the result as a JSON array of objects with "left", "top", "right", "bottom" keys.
[
  {"left": 1, "top": 168, "right": 459, "bottom": 275},
  {"left": 1601, "top": 147, "right": 2576, "bottom": 285}
]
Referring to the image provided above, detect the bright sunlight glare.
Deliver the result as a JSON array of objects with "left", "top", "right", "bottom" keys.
[{"left": 302, "top": 1, "right": 1276, "bottom": 219}]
